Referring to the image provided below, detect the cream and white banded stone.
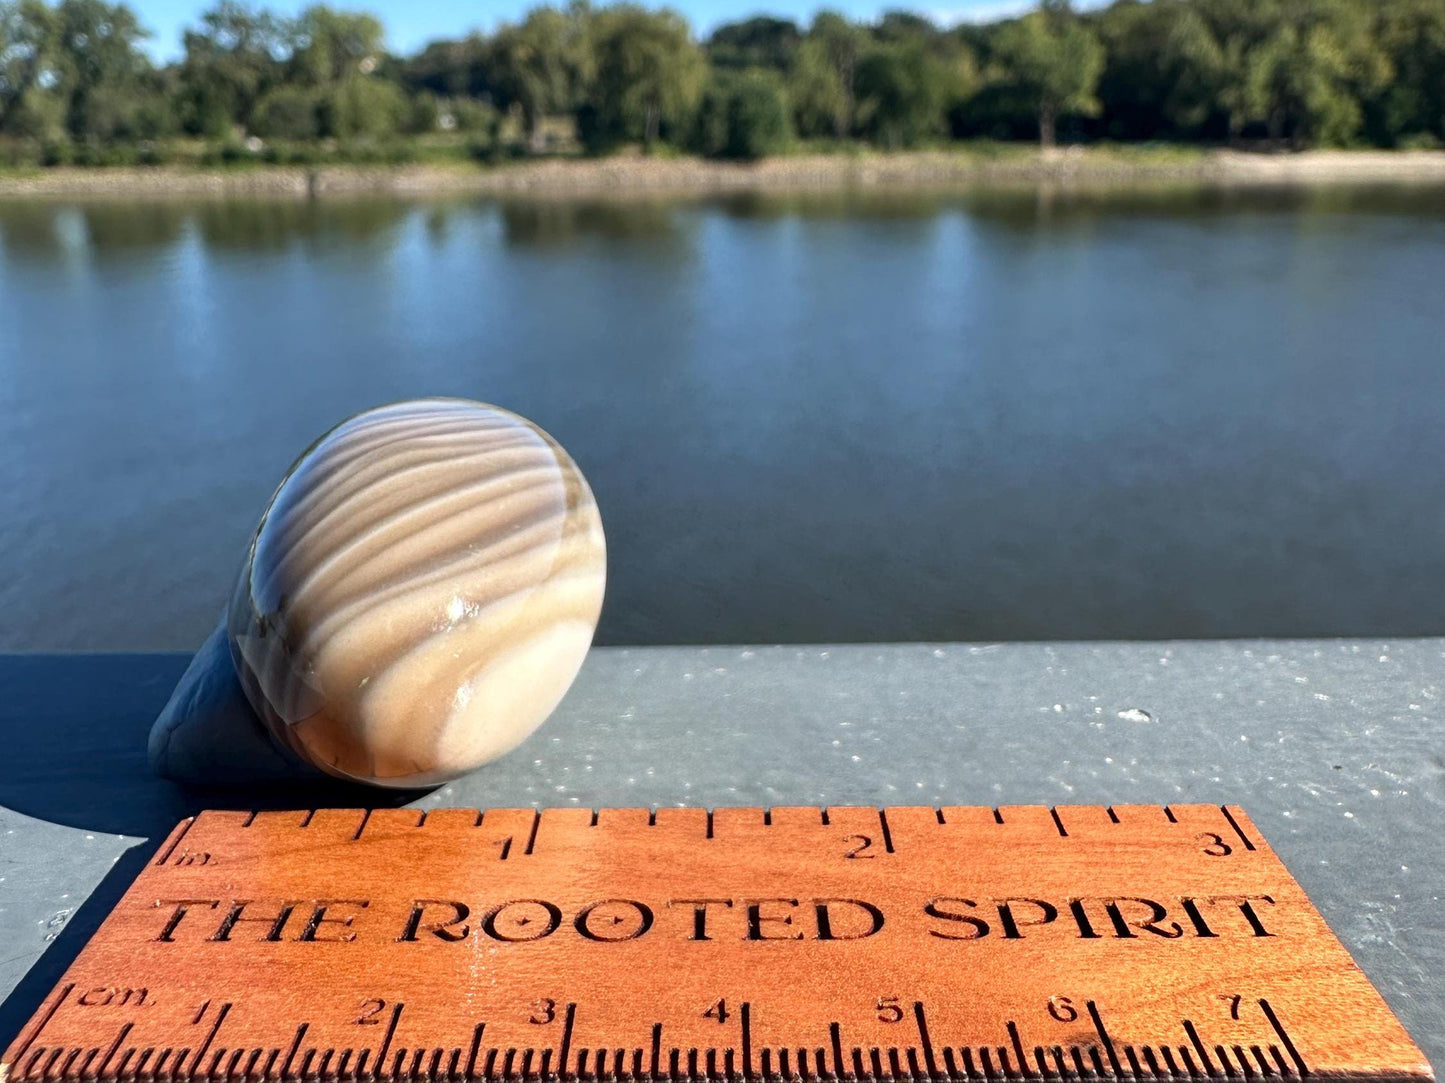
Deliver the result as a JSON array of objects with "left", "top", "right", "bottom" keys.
[{"left": 227, "top": 398, "right": 606, "bottom": 787}]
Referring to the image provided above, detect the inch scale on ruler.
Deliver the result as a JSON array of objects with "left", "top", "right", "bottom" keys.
[{"left": 0, "top": 805, "right": 1432, "bottom": 1083}]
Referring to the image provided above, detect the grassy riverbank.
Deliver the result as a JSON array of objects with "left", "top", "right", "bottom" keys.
[{"left": 2, "top": 147, "right": 1445, "bottom": 199}]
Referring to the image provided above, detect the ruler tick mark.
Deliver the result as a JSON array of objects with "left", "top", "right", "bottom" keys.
[
  {"left": 465, "top": 1024, "right": 484, "bottom": 1081},
  {"left": 1178, "top": 1046, "right": 1201, "bottom": 1077},
  {"left": 189, "top": 1004, "right": 230, "bottom": 1079},
  {"left": 6, "top": 983, "right": 72, "bottom": 1073},
  {"left": 1258, "top": 1002, "right": 1306, "bottom": 1078},
  {"left": 1235, "top": 1044, "right": 1255, "bottom": 1079},
  {"left": 913, "top": 1005, "right": 938, "bottom": 1080},
  {"left": 1049, "top": 809, "right": 1069, "bottom": 838},
  {"left": 739, "top": 1006, "right": 751, "bottom": 1083},
  {"left": 1183, "top": 1022, "right": 1217, "bottom": 1077},
  {"left": 878, "top": 810, "right": 895, "bottom": 854},
  {"left": 1086, "top": 1002, "right": 1122, "bottom": 1079},
  {"left": 97, "top": 1023, "right": 133, "bottom": 1081},
  {"left": 1250, "top": 1044, "right": 1272, "bottom": 1077},
  {"left": 1220, "top": 808, "right": 1257, "bottom": 852},
  {"left": 155, "top": 820, "right": 197, "bottom": 866},
  {"left": 523, "top": 812, "right": 541, "bottom": 856},
  {"left": 558, "top": 1004, "right": 576, "bottom": 1082},
  {"left": 1006, "top": 1023, "right": 1028, "bottom": 1081},
  {"left": 373, "top": 1006, "right": 402, "bottom": 1082},
  {"left": 56, "top": 1047, "right": 81, "bottom": 1082},
  {"left": 1268, "top": 1047, "right": 1291, "bottom": 1077}
]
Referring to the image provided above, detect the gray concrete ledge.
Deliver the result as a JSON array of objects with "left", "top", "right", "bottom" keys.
[{"left": 0, "top": 641, "right": 1441, "bottom": 1067}]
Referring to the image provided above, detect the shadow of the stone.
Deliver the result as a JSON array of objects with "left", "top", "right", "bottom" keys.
[
  {"left": 0, "top": 654, "right": 422, "bottom": 837},
  {"left": 0, "top": 654, "right": 431, "bottom": 1051}
]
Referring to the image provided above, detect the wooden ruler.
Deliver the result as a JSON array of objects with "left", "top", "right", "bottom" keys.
[{"left": 1, "top": 805, "right": 1431, "bottom": 1083}]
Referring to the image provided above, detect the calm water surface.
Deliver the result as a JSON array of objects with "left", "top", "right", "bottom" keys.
[{"left": 2, "top": 185, "right": 1444, "bottom": 649}]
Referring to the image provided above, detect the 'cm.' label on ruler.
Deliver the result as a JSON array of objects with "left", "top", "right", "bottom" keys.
[{"left": 1, "top": 805, "right": 1432, "bottom": 1083}]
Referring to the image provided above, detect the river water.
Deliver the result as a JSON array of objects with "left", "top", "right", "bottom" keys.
[{"left": 2, "top": 185, "right": 1443, "bottom": 649}]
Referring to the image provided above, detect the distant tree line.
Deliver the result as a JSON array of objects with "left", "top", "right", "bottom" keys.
[{"left": 1, "top": 0, "right": 1443, "bottom": 166}]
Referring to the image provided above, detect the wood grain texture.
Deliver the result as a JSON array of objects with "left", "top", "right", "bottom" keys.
[
  {"left": 0, "top": 805, "right": 1430, "bottom": 1083},
  {"left": 227, "top": 399, "right": 606, "bottom": 788}
]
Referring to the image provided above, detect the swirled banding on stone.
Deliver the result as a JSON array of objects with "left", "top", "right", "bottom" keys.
[{"left": 227, "top": 398, "right": 606, "bottom": 787}]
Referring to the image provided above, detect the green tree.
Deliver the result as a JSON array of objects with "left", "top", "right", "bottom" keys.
[
  {"left": 321, "top": 72, "right": 404, "bottom": 137},
  {"left": 0, "top": 0, "right": 54, "bottom": 133},
  {"left": 1158, "top": 4, "right": 1236, "bottom": 135},
  {"left": 400, "top": 35, "right": 490, "bottom": 98},
  {"left": 1240, "top": 0, "right": 1389, "bottom": 145},
  {"left": 991, "top": 1, "right": 1104, "bottom": 146},
  {"left": 289, "top": 5, "right": 383, "bottom": 87},
  {"left": 176, "top": 2, "right": 286, "bottom": 137},
  {"left": 707, "top": 16, "right": 799, "bottom": 72},
  {"left": 489, "top": 4, "right": 593, "bottom": 151},
  {"left": 581, "top": 3, "right": 701, "bottom": 149},
  {"left": 854, "top": 40, "right": 949, "bottom": 147},
  {"left": 1371, "top": 0, "right": 1445, "bottom": 144},
  {"left": 692, "top": 67, "right": 789, "bottom": 158},
  {"left": 48, "top": 0, "right": 154, "bottom": 142},
  {"left": 875, "top": 10, "right": 938, "bottom": 44},
  {"left": 1093, "top": 0, "right": 1228, "bottom": 139},
  {"left": 251, "top": 82, "right": 319, "bottom": 138},
  {"left": 788, "top": 11, "right": 864, "bottom": 138}
]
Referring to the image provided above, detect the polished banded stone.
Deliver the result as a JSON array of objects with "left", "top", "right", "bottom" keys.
[{"left": 227, "top": 398, "right": 606, "bottom": 788}]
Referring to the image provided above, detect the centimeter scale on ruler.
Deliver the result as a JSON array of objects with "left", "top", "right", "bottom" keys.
[{"left": 1, "top": 805, "right": 1432, "bottom": 1083}]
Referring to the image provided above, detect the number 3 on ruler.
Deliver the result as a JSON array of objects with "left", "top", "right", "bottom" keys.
[{"left": 1198, "top": 833, "right": 1233, "bottom": 857}]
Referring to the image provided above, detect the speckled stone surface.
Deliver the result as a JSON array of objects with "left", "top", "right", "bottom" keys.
[{"left": 0, "top": 642, "right": 1441, "bottom": 1067}]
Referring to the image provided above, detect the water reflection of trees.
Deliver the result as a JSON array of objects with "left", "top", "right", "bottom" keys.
[
  {"left": 715, "top": 190, "right": 950, "bottom": 221},
  {"left": 701, "top": 183, "right": 1445, "bottom": 231},
  {"left": 497, "top": 199, "right": 679, "bottom": 246},
  {"left": 192, "top": 199, "right": 409, "bottom": 250},
  {"left": 3, "top": 182, "right": 1441, "bottom": 264},
  {"left": 0, "top": 204, "right": 69, "bottom": 257},
  {"left": 81, "top": 204, "right": 188, "bottom": 250},
  {"left": 0, "top": 199, "right": 417, "bottom": 259},
  {"left": 0, "top": 203, "right": 186, "bottom": 258},
  {"left": 952, "top": 183, "right": 1445, "bottom": 229}
]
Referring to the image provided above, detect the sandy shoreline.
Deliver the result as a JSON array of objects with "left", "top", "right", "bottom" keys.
[{"left": 2, "top": 148, "right": 1444, "bottom": 199}]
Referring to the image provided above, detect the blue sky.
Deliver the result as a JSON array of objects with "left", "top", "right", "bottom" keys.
[{"left": 135, "top": 0, "right": 1037, "bottom": 60}]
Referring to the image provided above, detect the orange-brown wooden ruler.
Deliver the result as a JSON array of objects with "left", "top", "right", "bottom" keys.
[{"left": 1, "top": 805, "right": 1431, "bottom": 1083}]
